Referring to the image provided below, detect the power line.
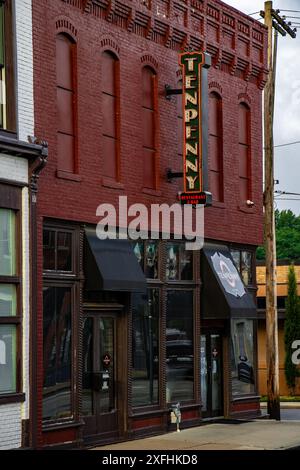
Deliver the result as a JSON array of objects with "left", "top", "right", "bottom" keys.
[
  {"left": 275, "top": 191, "right": 300, "bottom": 196},
  {"left": 249, "top": 11, "right": 260, "bottom": 16},
  {"left": 275, "top": 198, "right": 300, "bottom": 201},
  {"left": 273, "top": 140, "right": 300, "bottom": 149},
  {"left": 279, "top": 10, "right": 300, "bottom": 13}
]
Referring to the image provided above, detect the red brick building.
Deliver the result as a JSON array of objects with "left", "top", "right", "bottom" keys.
[{"left": 32, "top": 0, "right": 267, "bottom": 448}]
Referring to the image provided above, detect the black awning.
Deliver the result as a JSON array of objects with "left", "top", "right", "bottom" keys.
[
  {"left": 201, "top": 244, "right": 257, "bottom": 319},
  {"left": 84, "top": 228, "right": 147, "bottom": 292}
]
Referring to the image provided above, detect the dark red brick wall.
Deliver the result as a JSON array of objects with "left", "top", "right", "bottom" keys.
[
  {"left": 32, "top": 0, "right": 267, "bottom": 445},
  {"left": 32, "top": 0, "right": 267, "bottom": 247}
]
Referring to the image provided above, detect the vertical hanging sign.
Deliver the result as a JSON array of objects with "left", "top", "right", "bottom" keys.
[{"left": 179, "top": 52, "right": 212, "bottom": 206}]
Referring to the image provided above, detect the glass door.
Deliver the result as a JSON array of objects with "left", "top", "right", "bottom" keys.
[
  {"left": 200, "top": 332, "right": 223, "bottom": 418},
  {"left": 82, "top": 313, "right": 119, "bottom": 440}
]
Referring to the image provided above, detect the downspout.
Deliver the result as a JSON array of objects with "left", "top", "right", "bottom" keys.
[{"left": 28, "top": 139, "right": 48, "bottom": 449}]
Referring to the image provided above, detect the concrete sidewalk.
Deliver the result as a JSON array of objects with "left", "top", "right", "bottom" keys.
[{"left": 93, "top": 420, "right": 300, "bottom": 451}]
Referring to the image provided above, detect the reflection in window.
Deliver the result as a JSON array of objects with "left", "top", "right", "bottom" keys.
[
  {"left": 166, "top": 290, "right": 194, "bottom": 402},
  {"left": 0, "top": 209, "right": 16, "bottom": 276},
  {"left": 43, "top": 229, "right": 72, "bottom": 272},
  {"left": 166, "top": 243, "right": 193, "bottom": 281},
  {"left": 82, "top": 317, "right": 93, "bottom": 416},
  {"left": 43, "top": 286, "right": 72, "bottom": 421},
  {"left": 230, "top": 249, "right": 253, "bottom": 286},
  {"left": 0, "top": 284, "right": 16, "bottom": 317},
  {"left": 231, "top": 319, "right": 255, "bottom": 396},
  {"left": 241, "top": 252, "right": 252, "bottom": 285},
  {"left": 0, "top": 325, "right": 16, "bottom": 394},
  {"left": 133, "top": 240, "right": 158, "bottom": 279},
  {"left": 132, "top": 289, "right": 159, "bottom": 407}
]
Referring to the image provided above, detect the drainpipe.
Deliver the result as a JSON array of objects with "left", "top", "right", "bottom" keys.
[{"left": 28, "top": 139, "right": 48, "bottom": 449}]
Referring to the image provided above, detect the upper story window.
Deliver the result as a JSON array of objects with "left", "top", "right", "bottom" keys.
[
  {"left": 208, "top": 92, "right": 223, "bottom": 202},
  {"left": 238, "top": 103, "right": 251, "bottom": 203},
  {"left": 0, "top": 185, "right": 22, "bottom": 399},
  {"left": 56, "top": 33, "right": 76, "bottom": 174},
  {"left": 142, "top": 66, "right": 158, "bottom": 189},
  {"left": 0, "top": 1, "right": 16, "bottom": 133},
  {"left": 101, "top": 51, "right": 120, "bottom": 181}
]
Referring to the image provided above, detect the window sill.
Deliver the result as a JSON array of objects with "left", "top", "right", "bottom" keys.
[
  {"left": 232, "top": 395, "right": 260, "bottom": 403},
  {"left": 56, "top": 170, "right": 82, "bottom": 182},
  {"left": 142, "top": 188, "right": 162, "bottom": 197},
  {"left": 0, "top": 129, "right": 17, "bottom": 140},
  {"left": 42, "top": 419, "right": 84, "bottom": 432},
  {"left": 238, "top": 203, "right": 255, "bottom": 214},
  {"left": 212, "top": 201, "right": 226, "bottom": 209},
  {"left": 102, "top": 177, "right": 125, "bottom": 190},
  {"left": 0, "top": 393, "right": 25, "bottom": 405}
]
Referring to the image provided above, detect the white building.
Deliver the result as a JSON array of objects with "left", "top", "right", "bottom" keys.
[{"left": 0, "top": 0, "right": 47, "bottom": 449}]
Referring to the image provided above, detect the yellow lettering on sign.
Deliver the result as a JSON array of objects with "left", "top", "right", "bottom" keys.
[
  {"left": 185, "top": 75, "right": 197, "bottom": 89},
  {"left": 186, "top": 126, "right": 197, "bottom": 139},
  {"left": 185, "top": 91, "right": 198, "bottom": 106},
  {"left": 185, "top": 109, "right": 198, "bottom": 123},
  {"left": 186, "top": 159, "right": 198, "bottom": 173},
  {"left": 186, "top": 142, "right": 198, "bottom": 155},
  {"left": 186, "top": 175, "right": 198, "bottom": 190},
  {"left": 185, "top": 57, "right": 197, "bottom": 72}
]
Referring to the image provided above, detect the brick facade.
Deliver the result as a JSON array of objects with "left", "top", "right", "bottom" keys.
[
  {"left": 32, "top": 0, "right": 268, "bottom": 447},
  {"left": 33, "top": 0, "right": 267, "bottom": 247}
]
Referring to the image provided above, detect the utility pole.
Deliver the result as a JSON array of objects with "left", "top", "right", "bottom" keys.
[{"left": 261, "top": 1, "right": 296, "bottom": 421}]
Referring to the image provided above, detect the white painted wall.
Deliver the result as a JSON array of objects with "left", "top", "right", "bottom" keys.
[{"left": 15, "top": 0, "right": 34, "bottom": 141}]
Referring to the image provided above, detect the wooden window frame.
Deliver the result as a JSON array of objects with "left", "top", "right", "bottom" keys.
[
  {"left": 165, "top": 241, "right": 194, "bottom": 283},
  {"left": 42, "top": 222, "right": 80, "bottom": 427},
  {"left": 142, "top": 66, "right": 159, "bottom": 190},
  {"left": 0, "top": 200, "right": 23, "bottom": 404},
  {"left": 209, "top": 92, "right": 224, "bottom": 203},
  {"left": 238, "top": 102, "right": 252, "bottom": 202},
  {"left": 0, "top": 0, "right": 16, "bottom": 134},
  {"left": 101, "top": 50, "right": 121, "bottom": 184},
  {"left": 56, "top": 33, "right": 79, "bottom": 179}
]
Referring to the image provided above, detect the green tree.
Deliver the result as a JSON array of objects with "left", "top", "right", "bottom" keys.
[
  {"left": 257, "top": 210, "right": 300, "bottom": 261},
  {"left": 284, "top": 264, "right": 300, "bottom": 394}
]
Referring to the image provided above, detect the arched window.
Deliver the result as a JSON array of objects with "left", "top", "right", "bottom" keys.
[
  {"left": 238, "top": 103, "right": 251, "bottom": 202},
  {"left": 56, "top": 34, "right": 76, "bottom": 174},
  {"left": 208, "top": 92, "right": 223, "bottom": 202},
  {"left": 102, "top": 51, "right": 120, "bottom": 180},
  {"left": 142, "top": 66, "right": 158, "bottom": 189}
]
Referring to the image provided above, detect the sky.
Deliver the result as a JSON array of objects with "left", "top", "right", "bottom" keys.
[{"left": 223, "top": 0, "right": 300, "bottom": 214}]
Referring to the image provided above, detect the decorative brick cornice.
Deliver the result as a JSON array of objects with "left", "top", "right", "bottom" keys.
[{"left": 60, "top": 0, "right": 268, "bottom": 88}]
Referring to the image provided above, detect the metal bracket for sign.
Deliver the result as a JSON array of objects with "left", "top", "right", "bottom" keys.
[
  {"left": 166, "top": 168, "right": 183, "bottom": 182},
  {"left": 165, "top": 85, "right": 183, "bottom": 101}
]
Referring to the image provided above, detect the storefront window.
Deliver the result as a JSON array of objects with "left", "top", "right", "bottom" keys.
[
  {"left": 133, "top": 240, "right": 158, "bottom": 279},
  {"left": 43, "top": 286, "right": 72, "bottom": 421},
  {"left": 166, "top": 243, "right": 193, "bottom": 281},
  {"left": 166, "top": 290, "right": 194, "bottom": 403},
  {"left": 132, "top": 289, "right": 159, "bottom": 407},
  {"left": 231, "top": 249, "right": 253, "bottom": 286},
  {"left": 231, "top": 319, "right": 255, "bottom": 395}
]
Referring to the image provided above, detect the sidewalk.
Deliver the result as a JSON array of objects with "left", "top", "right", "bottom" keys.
[{"left": 93, "top": 420, "right": 300, "bottom": 451}]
